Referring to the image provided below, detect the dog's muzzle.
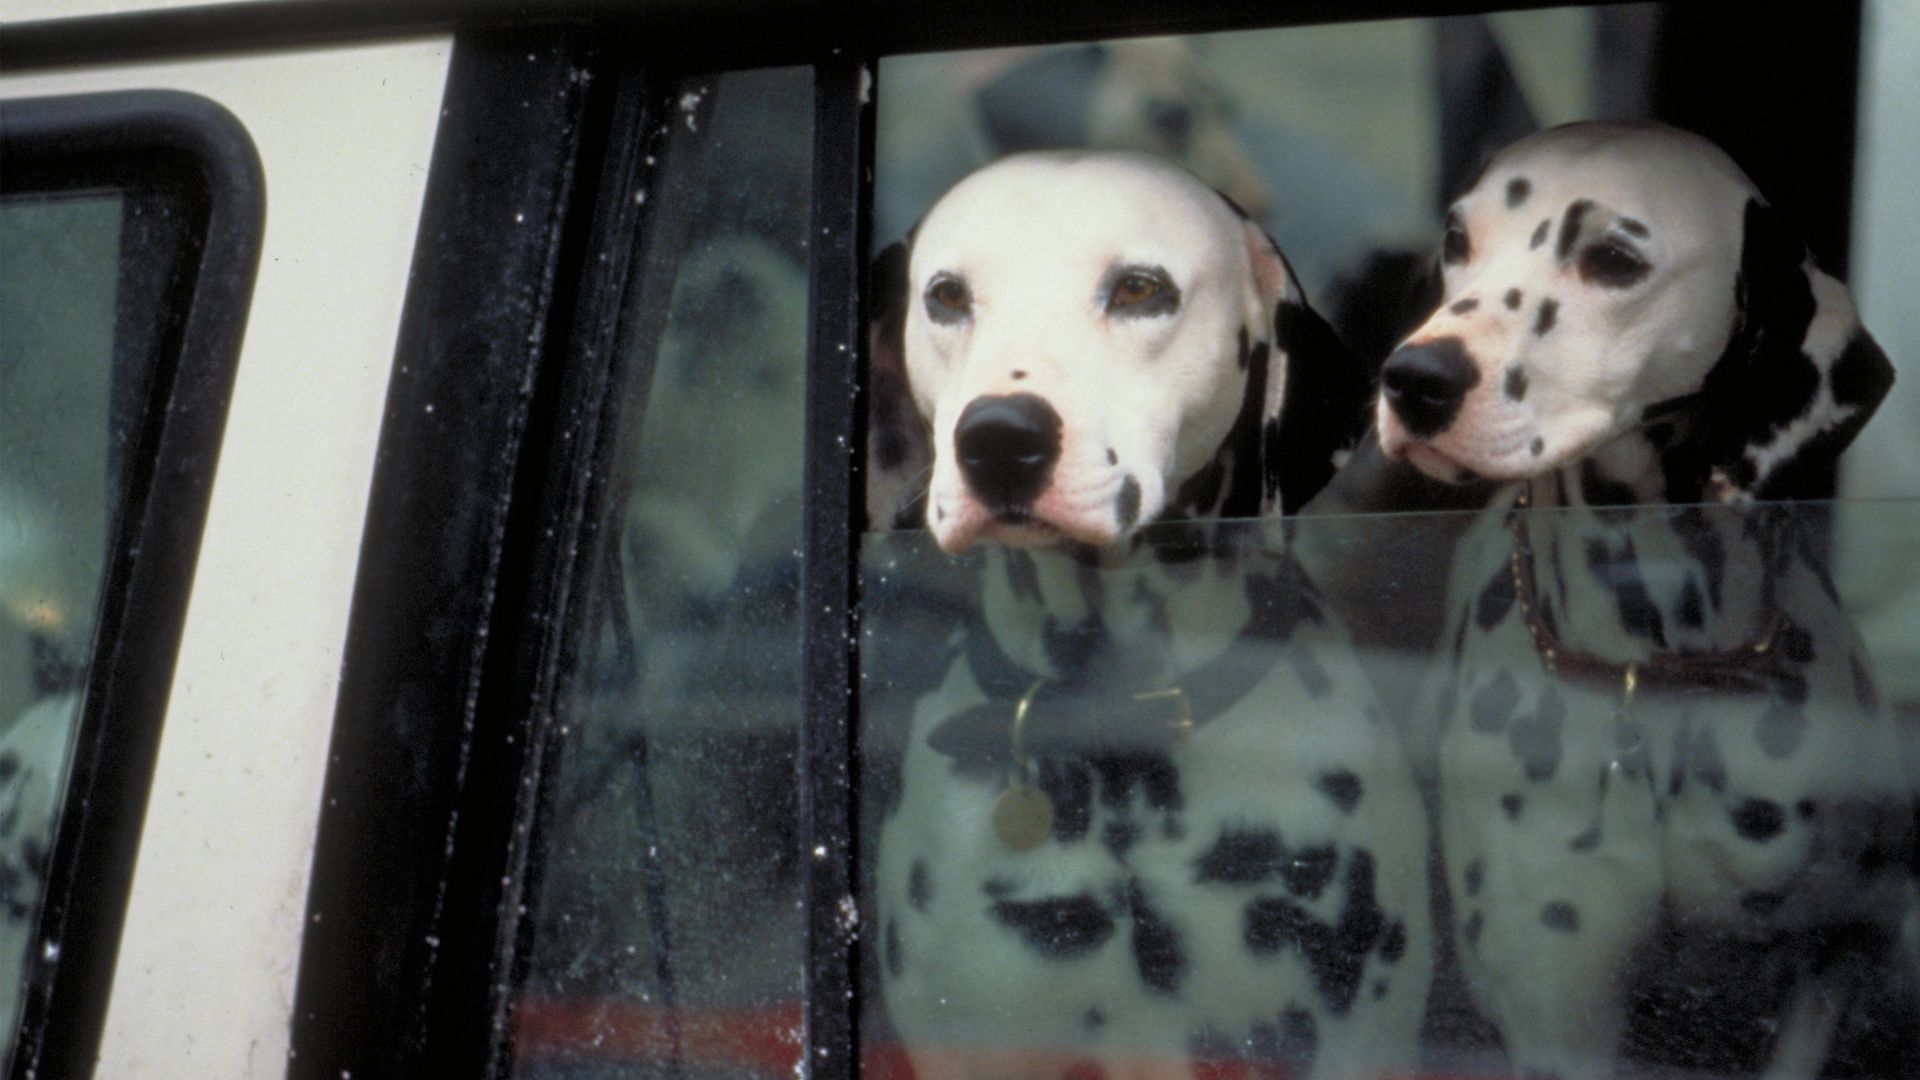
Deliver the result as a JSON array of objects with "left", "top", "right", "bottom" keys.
[
  {"left": 955, "top": 393, "right": 1063, "bottom": 513},
  {"left": 1381, "top": 337, "right": 1478, "bottom": 438}
]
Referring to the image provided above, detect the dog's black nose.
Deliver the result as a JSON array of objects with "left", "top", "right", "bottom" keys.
[
  {"left": 955, "top": 393, "right": 1062, "bottom": 510},
  {"left": 1381, "top": 337, "right": 1480, "bottom": 438}
]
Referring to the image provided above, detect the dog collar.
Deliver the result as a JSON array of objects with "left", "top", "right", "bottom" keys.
[
  {"left": 929, "top": 596, "right": 1291, "bottom": 851},
  {"left": 1508, "top": 488, "right": 1787, "bottom": 696}
]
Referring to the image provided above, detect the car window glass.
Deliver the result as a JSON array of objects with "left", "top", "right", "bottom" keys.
[
  {"left": 0, "top": 193, "right": 125, "bottom": 1046},
  {"left": 509, "top": 65, "right": 814, "bottom": 1077}
]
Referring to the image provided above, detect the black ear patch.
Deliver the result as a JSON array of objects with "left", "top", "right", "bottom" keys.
[
  {"left": 1269, "top": 299, "right": 1371, "bottom": 514},
  {"left": 865, "top": 239, "right": 934, "bottom": 529},
  {"left": 1693, "top": 198, "right": 1895, "bottom": 500}
]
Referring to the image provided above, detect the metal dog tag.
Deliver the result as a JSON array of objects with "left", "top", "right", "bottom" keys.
[{"left": 992, "top": 783, "right": 1054, "bottom": 852}]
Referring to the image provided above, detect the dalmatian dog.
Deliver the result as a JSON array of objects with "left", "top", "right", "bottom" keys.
[
  {"left": 1377, "top": 122, "right": 1914, "bottom": 1078},
  {"left": 864, "top": 150, "right": 1430, "bottom": 1078}
]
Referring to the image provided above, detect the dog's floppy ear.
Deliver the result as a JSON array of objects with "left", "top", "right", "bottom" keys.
[
  {"left": 1699, "top": 198, "right": 1895, "bottom": 501},
  {"left": 1237, "top": 219, "right": 1375, "bottom": 515},
  {"left": 865, "top": 239, "right": 934, "bottom": 530}
]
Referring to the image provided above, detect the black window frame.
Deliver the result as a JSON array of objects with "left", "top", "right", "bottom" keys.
[
  {"left": 0, "top": 2, "right": 1872, "bottom": 1077},
  {"left": 0, "top": 89, "right": 265, "bottom": 1075}
]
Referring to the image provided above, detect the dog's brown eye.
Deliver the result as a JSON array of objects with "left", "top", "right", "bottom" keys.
[
  {"left": 1577, "top": 241, "right": 1649, "bottom": 288},
  {"left": 1110, "top": 274, "right": 1162, "bottom": 307},
  {"left": 925, "top": 276, "right": 971, "bottom": 322},
  {"left": 1104, "top": 267, "right": 1179, "bottom": 318}
]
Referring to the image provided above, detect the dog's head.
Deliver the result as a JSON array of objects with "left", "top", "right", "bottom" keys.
[
  {"left": 867, "top": 150, "right": 1366, "bottom": 553},
  {"left": 1376, "top": 122, "right": 1893, "bottom": 501}
]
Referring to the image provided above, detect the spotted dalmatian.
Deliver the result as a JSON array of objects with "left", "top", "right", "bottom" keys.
[
  {"left": 863, "top": 151, "right": 1430, "bottom": 1078},
  {"left": 1377, "top": 122, "right": 1916, "bottom": 1078}
]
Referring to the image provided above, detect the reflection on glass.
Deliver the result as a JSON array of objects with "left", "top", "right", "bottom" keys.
[
  {"left": 0, "top": 194, "right": 124, "bottom": 1047},
  {"left": 510, "top": 67, "right": 813, "bottom": 1078},
  {"left": 877, "top": 6, "right": 1656, "bottom": 310},
  {"left": 860, "top": 503, "right": 1919, "bottom": 1078}
]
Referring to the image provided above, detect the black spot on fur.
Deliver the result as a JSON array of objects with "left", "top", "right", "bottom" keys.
[
  {"left": 1732, "top": 799, "right": 1786, "bottom": 841},
  {"left": 1556, "top": 199, "right": 1592, "bottom": 260},
  {"left": 1796, "top": 799, "right": 1816, "bottom": 820},
  {"left": 983, "top": 877, "right": 1016, "bottom": 898},
  {"left": 1451, "top": 297, "right": 1480, "bottom": 315},
  {"left": 1115, "top": 476, "right": 1141, "bottom": 532},
  {"left": 1464, "top": 910, "right": 1483, "bottom": 945},
  {"left": 1700, "top": 199, "right": 1821, "bottom": 497},
  {"left": 1011, "top": 369, "right": 1027, "bottom": 380},
  {"left": 1470, "top": 669, "right": 1519, "bottom": 734},
  {"left": 1381, "top": 920, "right": 1407, "bottom": 963},
  {"left": 1497, "top": 363, "right": 1528, "bottom": 401},
  {"left": 1671, "top": 509, "right": 1727, "bottom": 608},
  {"left": 1194, "top": 829, "right": 1287, "bottom": 884},
  {"left": 1084, "top": 1006, "right": 1106, "bottom": 1030},
  {"left": 1741, "top": 890, "right": 1786, "bottom": 916},
  {"left": 1501, "top": 793, "right": 1524, "bottom": 819},
  {"left": 1506, "top": 177, "right": 1531, "bottom": 207},
  {"left": 1036, "top": 758, "right": 1093, "bottom": 843},
  {"left": 1530, "top": 436, "right": 1544, "bottom": 457},
  {"left": 1105, "top": 447, "right": 1117, "bottom": 465},
  {"left": 1541, "top": 901, "right": 1580, "bottom": 933},
  {"left": 1508, "top": 686, "right": 1566, "bottom": 782},
  {"left": 1003, "top": 551, "right": 1045, "bottom": 605},
  {"left": 1583, "top": 532, "right": 1667, "bottom": 645},
  {"left": 1128, "top": 881, "right": 1186, "bottom": 994},
  {"left": 1569, "top": 824, "right": 1601, "bottom": 851},
  {"left": 1579, "top": 462, "right": 1638, "bottom": 510},
  {"left": 1504, "top": 288, "right": 1523, "bottom": 310},
  {"left": 1530, "top": 219, "right": 1550, "bottom": 249},
  {"left": 1317, "top": 769, "right": 1363, "bottom": 814},
  {"left": 1282, "top": 846, "right": 1338, "bottom": 900},
  {"left": 1830, "top": 329, "right": 1896, "bottom": 413},
  {"left": 908, "top": 860, "right": 931, "bottom": 910},
  {"left": 1104, "top": 820, "right": 1138, "bottom": 858},
  {"left": 1777, "top": 622, "right": 1815, "bottom": 664},
  {"left": 1756, "top": 702, "right": 1806, "bottom": 760},
  {"left": 1463, "top": 859, "right": 1484, "bottom": 896},
  {"left": 1244, "top": 852, "right": 1384, "bottom": 1015},
  {"left": 1677, "top": 579, "right": 1705, "bottom": 629},
  {"left": 993, "top": 894, "right": 1115, "bottom": 957},
  {"left": 1533, "top": 298, "right": 1558, "bottom": 336},
  {"left": 1270, "top": 298, "right": 1371, "bottom": 514},
  {"left": 1477, "top": 567, "right": 1516, "bottom": 629}
]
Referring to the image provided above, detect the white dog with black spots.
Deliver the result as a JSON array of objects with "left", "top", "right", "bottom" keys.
[
  {"left": 864, "top": 150, "right": 1430, "bottom": 1079},
  {"left": 1378, "top": 122, "right": 1916, "bottom": 1080}
]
